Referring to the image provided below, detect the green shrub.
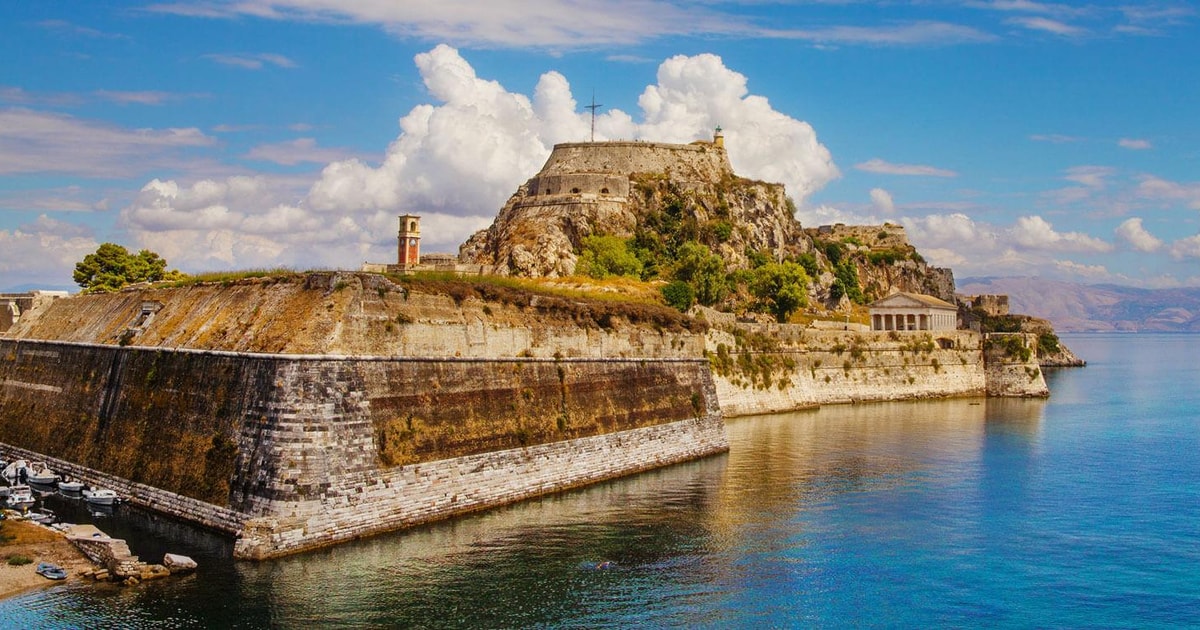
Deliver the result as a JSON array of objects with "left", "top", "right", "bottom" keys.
[
  {"left": 576, "top": 234, "right": 643, "bottom": 279},
  {"left": 662, "top": 281, "right": 696, "bottom": 312}
]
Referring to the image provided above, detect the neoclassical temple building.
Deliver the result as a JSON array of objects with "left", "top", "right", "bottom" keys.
[{"left": 868, "top": 292, "right": 958, "bottom": 332}]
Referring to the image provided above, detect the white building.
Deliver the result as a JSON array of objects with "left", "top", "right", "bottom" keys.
[{"left": 869, "top": 292, "right": 958, "bottom": 332}]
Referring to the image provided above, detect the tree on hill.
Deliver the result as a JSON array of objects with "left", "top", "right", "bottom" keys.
[
  {"left": 671, "top": 241, "right": 728, "bottom": 306},
  {"left": 575, "top": 235, "right": 643, "bottom": 279},
  {"left": 73, "top": 243, "right": 185, "bottom": 293},
  {"left": 749, "top": 261, "right": 809, "bottom": 322}
]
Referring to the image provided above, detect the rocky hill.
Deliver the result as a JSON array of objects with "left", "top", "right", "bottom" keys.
[
  {"left": 460, "top": 139, "right": 811, "bottom": 277},
  {"left": 958, "top": 277, "right": 1200, "bottom": 333},
  {"left": 460, "top": 136, "right": 956, "bottom": 310}
]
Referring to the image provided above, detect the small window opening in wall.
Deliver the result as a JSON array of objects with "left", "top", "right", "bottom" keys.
[
  {"left": 571, "top": 188, "right": 581, "bottom": 194},
  {"left": 545, "top": 189, "right": 551, "bottom": 195},
  {"left": 600, "top": 187, "right": 609, "bottom": 194},
  {"left": 409, "top": 221, "right": 417, "bottom": 231}
]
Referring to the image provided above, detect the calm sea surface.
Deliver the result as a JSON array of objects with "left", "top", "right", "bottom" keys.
[{"left": 4, "top": 333, "right": 1200, "bottom": 628}]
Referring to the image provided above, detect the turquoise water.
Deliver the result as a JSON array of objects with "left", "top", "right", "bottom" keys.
[{"left": 4, "top": 333, "right": 1199, "bottom": 628}]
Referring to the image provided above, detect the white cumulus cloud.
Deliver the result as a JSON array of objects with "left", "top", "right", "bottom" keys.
[
  {"left": 1115, "top": 217, "right": 1164, "bottom": 252},
  {"left": 1010, "top": 215, "right": 1113, "bottom": 253},
  {"left": 869, "top": 188, "right": 895, "bottom": 214},
  {"left": 1170, "top": 234, "right": 1200, "bottom": 261},
  {"left": 0, "top": 216, "right": 99, "bottom": 288},
  {"left": 119, "top": 45, "right": 838, "bottom": 274}
]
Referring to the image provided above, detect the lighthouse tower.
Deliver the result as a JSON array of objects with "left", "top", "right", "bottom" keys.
[{"left": 397, "top": 214, "right": 421, "bottom": 268}]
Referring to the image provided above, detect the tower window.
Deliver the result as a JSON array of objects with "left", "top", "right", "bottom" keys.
[
  {"left": 571, "top": 188, "right": 580, "bottom": 194},
  {"left": 600, "top": 187, "right": 609, "bottom": 194}
]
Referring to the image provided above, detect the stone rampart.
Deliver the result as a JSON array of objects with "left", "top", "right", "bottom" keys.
[
  {"left": 0, "top": 338, "right": 726, "bottom": 558},
  {"left": 809, "top": 224, "right": 909, "bottom": 249},
  {"left": 538, "top": 141, "right": 732, "bottom": 182},
  {"left": 708, "top": 327, "right": 1046, "bottom": 416}
]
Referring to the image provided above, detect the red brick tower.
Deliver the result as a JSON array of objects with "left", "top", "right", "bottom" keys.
[{"left": 398, "top": 214, "right": 420, "bottom": 267}]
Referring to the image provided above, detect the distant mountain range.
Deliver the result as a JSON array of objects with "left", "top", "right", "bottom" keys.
[
  {"left": 1, "top": 283, "right": 75, "bottom": 294},
  {"left": 957, "top": 277, "right": 1200, "bottom": 333}
]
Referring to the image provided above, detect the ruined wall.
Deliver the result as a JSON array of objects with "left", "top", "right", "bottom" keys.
[
  {"left": 0, "top": 339, "right": 726, "bottom": 558},
  {"left": 707, "top": 327, "right": 1047, "bottom": 417},
  {"left": 809, "top": 223, "right": 910, "bottom": 249}
]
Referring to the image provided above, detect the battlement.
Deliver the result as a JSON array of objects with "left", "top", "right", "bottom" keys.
[{"left": 537, "top": 139, "right": 733, "bottom": 183}]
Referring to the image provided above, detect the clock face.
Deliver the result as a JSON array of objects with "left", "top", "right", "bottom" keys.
[{"left": 409, "top": 238, "right": 417, "bottom": 246}]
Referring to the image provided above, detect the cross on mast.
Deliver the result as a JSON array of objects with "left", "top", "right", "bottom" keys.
[{"left": 585, "top": 91, "right": 603, "bottom": 142}]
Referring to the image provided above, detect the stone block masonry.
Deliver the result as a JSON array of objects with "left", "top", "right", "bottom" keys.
[
  {"left": 708, "top": 328, "right": 1047, "bottom": 417},
  {"left": 0, "top": 339, "right": 727, "bottom": 559}
]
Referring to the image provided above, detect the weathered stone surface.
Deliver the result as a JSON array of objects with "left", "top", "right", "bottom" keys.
[
  {"left": 707, "top": 326, "right": 1048, "bottom": 417},
  {"left": 162, "top": 554, "right": 197, "bottom": 574},
  {"left": 460, "top": 140, "right": 812, "bottom": 277}
]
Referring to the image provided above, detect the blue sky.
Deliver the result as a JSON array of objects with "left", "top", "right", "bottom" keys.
[{"left": 1, "top": 1, "right": 1198, "bottom": 291}]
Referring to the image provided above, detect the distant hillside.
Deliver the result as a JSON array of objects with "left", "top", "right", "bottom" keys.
[
  {"left": 1, "top": 283, "right": 75, "bottom": 294},
  {"left": 958, "top": 277, "right": 1200, "bottom": 333}
]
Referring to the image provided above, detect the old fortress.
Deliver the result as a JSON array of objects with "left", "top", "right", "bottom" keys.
[{"left": 0, "top": 129, "right": 1056, "bottom": 560}]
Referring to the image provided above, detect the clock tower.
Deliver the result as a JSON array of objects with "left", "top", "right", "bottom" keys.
[{"left": 397, "top": 214, "right": 421, "bottom": 267}]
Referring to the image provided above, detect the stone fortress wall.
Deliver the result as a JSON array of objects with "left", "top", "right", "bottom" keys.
[
  {"left": 807, "top": 223, "right": 911, "bottom": 249},
  {"left": 705, "top": 325, "right": 1047, "bottom": 417},
  {"left": 0, "top": 275, "right": 726, "bottom": 558},
  {"left": 537, "top": 140, "right": 733, "bottom": 182},
  {"left": 0, "top": 271, "right": 1046, "bottom": 558},
  {"left": 0, "top": 337, "right": 726, "bottom": 559},
  {"left": 0, "top": 291, "right": 68, "bottom": 334}
]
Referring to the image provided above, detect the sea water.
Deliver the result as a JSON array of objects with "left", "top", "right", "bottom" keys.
[{"left": 3, "top": 333, "right": 1199, "bottom": 628}]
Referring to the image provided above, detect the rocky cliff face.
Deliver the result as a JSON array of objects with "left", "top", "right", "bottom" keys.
[
  {"left": 460, "top": 140, "right": 812, "bottom": 277},
  {"left": 459, "top": 139, "right": 961, "bottom": 312},
  {"left": 805, "top": 225, "right": 957, "bottom": 305}
]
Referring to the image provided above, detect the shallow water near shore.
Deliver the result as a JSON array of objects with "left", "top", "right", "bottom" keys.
[{"left": 3, "top": 333, "right": 1199, "bottom": 627}]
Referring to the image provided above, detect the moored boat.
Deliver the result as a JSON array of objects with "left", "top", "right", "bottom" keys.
[
  {"left": 25, "top": 464, "right": 59, "bottom": 485},
  {"left": 57, "top": 479, "right": 85, "bottom": 493},
  {"left": 2, "top": 459, "right": 28, "bottom": 480},
  {"left": 26, "top": 508, "right": 56, "bottom": 524},
  {"left": 82, "top": 488, "right": 120, "bottom": 506},
  {"left": 6, "top": 484, "right": 34, "bottom": 508}
]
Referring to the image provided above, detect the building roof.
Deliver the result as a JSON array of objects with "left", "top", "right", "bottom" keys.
[{"left": 868, "top": 291, "right": 957, "bottom": 310}]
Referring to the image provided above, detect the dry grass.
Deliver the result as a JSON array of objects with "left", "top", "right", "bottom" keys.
[
  {"left": 0, "top": 519, "right": 60, "bottom": 546},
  {"left": 391, "top": 271, "right": 706, "bottom": 333},
  {"left": 163, "top": 268, "right": 304, "bottom": 288}
]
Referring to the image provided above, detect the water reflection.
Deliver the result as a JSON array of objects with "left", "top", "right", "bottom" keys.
[{"left": 4, "top": 395, "right": 1050, "bottom": 628}]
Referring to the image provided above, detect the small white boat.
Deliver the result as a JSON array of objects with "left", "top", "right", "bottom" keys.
[
  {"left": 6, "top": 484, "right": 34, "bottom": 508},
  {"left": 2, "top": 459, "right": 28, "bottom": 479},
  {"left": 57, "top": 479, "right": 85, "bottom": 493},
  {"left": 25, "top": 464, "right": 59, "bottom": 485},
  {"left": 82, "top": 488, "right": 120, "bottom": 506},
  {"left": 26, "top": 508, "right": 56, "bottom": 525}
]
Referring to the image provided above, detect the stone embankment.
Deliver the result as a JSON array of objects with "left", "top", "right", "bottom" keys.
[
  {"left": 705, "top": 322, "right": 1048, "bottom": 417},
  {"left": 0, "top": 274, "right": 727, "bottom": 558},
  {"left": 0, "top": 272, "right": 1047, "bottom": 559}
]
